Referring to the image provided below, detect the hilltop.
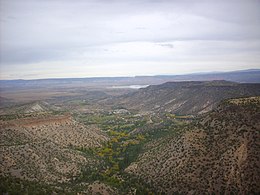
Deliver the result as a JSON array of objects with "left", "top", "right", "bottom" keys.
[{"left": 0, "top": 111, "right": 108, "bottom": 183}]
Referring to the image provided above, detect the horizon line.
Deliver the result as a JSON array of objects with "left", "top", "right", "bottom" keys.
[{"left": 0, "top": 68, "right": 259, "bottom": 81}]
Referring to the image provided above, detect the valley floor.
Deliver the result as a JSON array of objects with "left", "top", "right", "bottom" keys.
[{"left": 0, "top": 101, "right": 190, "bottom": 194}]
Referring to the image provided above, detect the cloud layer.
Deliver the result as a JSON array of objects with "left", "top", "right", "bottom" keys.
[{"left": 1, "top": 0, "right": 260, "bottom": 79}]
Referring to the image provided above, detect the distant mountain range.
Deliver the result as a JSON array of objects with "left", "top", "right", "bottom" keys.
[
  {"left": 0, "top": 69, "right": 260, "bottom": 90},
  {"left": 152, "top": 69, "right": 260, "bottom": 83}
]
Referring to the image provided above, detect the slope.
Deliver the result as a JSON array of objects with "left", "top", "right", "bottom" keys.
[
  {"left": 0, "top": 112, "right": 108, "bottom": 183},
  {"left": 114, "top": 81, "right": 260, "bottom": 115},
  {"left": 125, "top": 96, "right": 260, "bottom": 194}
]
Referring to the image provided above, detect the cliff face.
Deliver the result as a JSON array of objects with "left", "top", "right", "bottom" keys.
[
  {"left": 126, "top": 97, "right": 260, "bottom": 194},
  {"left": 115, "top": 81, "right": 260, "bottom": 115}
]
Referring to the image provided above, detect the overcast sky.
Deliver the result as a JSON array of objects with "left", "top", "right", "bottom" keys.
[{"left": 0, "top": 0, "right": 260, "bottom": 79}]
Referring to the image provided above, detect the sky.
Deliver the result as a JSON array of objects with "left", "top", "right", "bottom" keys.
[{"left": 0, "top": 0, "right": 260, "bottom": 79}]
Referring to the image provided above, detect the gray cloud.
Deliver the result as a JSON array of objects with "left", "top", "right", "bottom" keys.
[
  {"left": 158, "top": 43, "right": 174, "bottom": 49},
  {"left": 0, "top": 0, "right": 260, "bottom": 79}
]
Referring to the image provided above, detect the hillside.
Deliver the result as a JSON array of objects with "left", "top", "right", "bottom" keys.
[
  {"left": 125, "top": 96, "right": 260, "bottom": 194},
  {"left": 0, "top": 101, "right": 60, "bottom": 115},
  {"left": 0, "top": 112, "right": 108, "bottom": 183},
  {"left": 1, "top": 82, "right": 260, "bottom": 194},
  {"left": 113, "top": 81, "right": 260, "bottom": 115}
]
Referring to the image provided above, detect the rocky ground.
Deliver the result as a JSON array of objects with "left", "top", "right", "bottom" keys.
[
  {"left": 0, "top": 83, "right": 259, "bottom": 194},
  {"left": 0, "top": 113, "right": 108, "bottom": 184},
  {"left": 125, "top": 97, "right": 260, "bottom": 194}
]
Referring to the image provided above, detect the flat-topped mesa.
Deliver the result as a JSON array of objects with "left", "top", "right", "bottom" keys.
[
  {"left": 115, "top": 81, "right": 260, "bottom": 115},
  {"left": 0, "top": 114, "right": 72, "bottom": 128},
  {"left": 0, "top": 113, "right": 108, "bottom": 183},
  {"left": 0, "top": 113, "right": 108, "bottom": 148},
  {"left": 150, "top": 80, "right": 237, "bottom": 88},
  {"left": 15, "top": 114, "right": 72, "bottom": 127}
]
